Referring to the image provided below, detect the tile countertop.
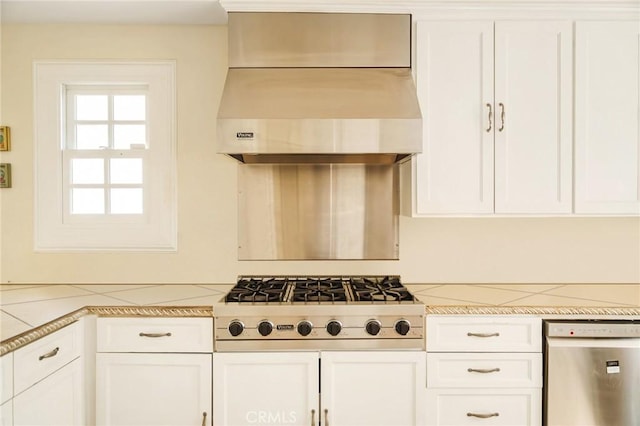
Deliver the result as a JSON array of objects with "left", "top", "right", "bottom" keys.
[{"left": 1, "top": 283, "right": 639, "bottom": 355}]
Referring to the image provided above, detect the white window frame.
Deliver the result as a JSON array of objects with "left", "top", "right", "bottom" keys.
[{"left": 34, "top": 61, "right": 177, "bottom": 251}]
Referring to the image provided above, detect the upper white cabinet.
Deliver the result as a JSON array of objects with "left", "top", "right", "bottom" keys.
[
  {"left": 413, "top": 20, "right": 572, "bottom": 215},
  {"left": 575, "top": 21, "right": 640, "bottom": 215},
  {"left": 414, "top": 21, "right": 494, "bottom": 214}
]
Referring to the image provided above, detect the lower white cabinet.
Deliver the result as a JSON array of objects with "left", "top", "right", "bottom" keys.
[
  {"left": 426, "top": 316, "right": 542, "bottom": 426},
  {"left": 95, "top": 317, "right": 213, "bottom": 425},
  {"left": 13, "top": 358, "right": 85, "bottom": 426},
  {"left": 213, "top": 351, "right": 426, "bottom": 426},
  {"left": 426, "top": 388, "right": 541, "bottom": 425},
  {"left": 96, "top": 353, "right": 212, "bottom": 426}
]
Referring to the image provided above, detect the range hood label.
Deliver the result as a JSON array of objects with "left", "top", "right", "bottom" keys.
[
  {"left": 236, "top": 132, "right": 254, "bottom": 140},
  {"left": 606, "top": 360, "right": 620, "bottom": 374}
]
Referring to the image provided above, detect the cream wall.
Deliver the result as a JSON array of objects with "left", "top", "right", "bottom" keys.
[{"left": 0, "top": 24, "right": 639, "bottom": 284}]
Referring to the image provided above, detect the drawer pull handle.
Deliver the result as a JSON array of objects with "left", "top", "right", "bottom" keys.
[
  {"left": 467, "top": 367, "right": 501, "bottom": 374},
  {"left": 310, "top": 409, "right": 315, "bottom": 426},
  {"left": 201, "top": 411, "right": 207, "bottom": 426},
  {"left": 139, "top": 332, "right": 172, "bottom": 338},
  {"left": 324, "top": 409, "right": 329, "bottom": 426},
  {"left": 467, "top": 412, "right": 499, "bottom": 419},
  {"left": 38, "top": 347, "right": 59, "bottom": 361},
  {"left": 467, "top": 332, "right": 500, "bottom": 338}
]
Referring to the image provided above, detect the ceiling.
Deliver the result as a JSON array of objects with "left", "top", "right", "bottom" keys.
[{"left": 0, "top": 0, "right": 228, "bottom": 24}]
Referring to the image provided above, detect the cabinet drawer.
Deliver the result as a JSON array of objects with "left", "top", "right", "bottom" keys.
[
  {"left": 426, "top": 388, "right": 541, "bottom": 426},
  {"left": 14, "top": 322, "right": 82, "bottom": 395},
  {"left": 427, "top": 353, "right": 542, "bottom": 388},
  {"left": 97, "top": 317, "right": 213, "bottom": 353},
  {"left": 426, "top": 316, "right": 541, "bottom": 352}
]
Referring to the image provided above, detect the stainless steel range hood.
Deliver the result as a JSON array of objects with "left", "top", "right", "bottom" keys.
[
  {"left": 217, "top": 12, "right": 422, "bottom": 164},
  {"left": 217, "top": 12, "right": 421, "bottom": 260}
]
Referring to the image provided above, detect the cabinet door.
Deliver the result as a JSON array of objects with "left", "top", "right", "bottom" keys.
[
  {"left": 96, "top": 353, "right": 211, "bottom": 426},
  {"left": 320, "top": 351, "right": 426, "bottom": 426},
  {"left": 494, "top": 21, "right": 573, "bottom": 214},
  {"left": 213, "top": 352, "right": 318, "bottom": 426},
  {"left": 414, "top": 21, "right": 494, "bottom": 214},
  {"left": 13, "top": 358, "right": 84, "bottom": 426},
  {"left": 575, "top": 21, "right": 640, "bottom": 214}
]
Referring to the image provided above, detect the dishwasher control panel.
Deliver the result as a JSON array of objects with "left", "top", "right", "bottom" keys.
[{"left": 545, "top": 320, "right": 640, "bottom": 338}]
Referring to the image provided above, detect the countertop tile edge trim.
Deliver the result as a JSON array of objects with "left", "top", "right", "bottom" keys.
[
  {"left": 1, "top": 305, "right": 213, "bottom": 356},
  {"left": 88, "top": 305, "right": 214, "bottom": 318},
  {"left": 425, "top": 306, "right": 640, "bottom": 315},
  {"left": 0, "top": 307, "right": 89, "bottom": 356}
]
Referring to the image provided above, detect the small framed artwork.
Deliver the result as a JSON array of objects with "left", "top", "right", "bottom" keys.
[
  {"left": 0, "top": 126, "right": 10, "bottom": 151},
  {"left": 0, "top": 163, "right": 11, "bottom": 188}
]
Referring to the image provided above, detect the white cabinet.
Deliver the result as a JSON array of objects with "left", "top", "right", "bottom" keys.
[
  {"left": 575, "top": 21, "right": 640, "bottom": 214},
  {"left": 413, "top": 21, "right": 572, "bottom": 215},
  {"left": 425, "top": 316, "right": 542, "bottom": 426},
  {"left": 13, "top": 358, "right": 84, "bottom": 426},
  {"left": 213, "top": 351, "right": 426, "bottom": 426},
  {"left": 96, "top": 317, "right": 213, "bottom": 426},
  {"left": 213, "top": 352, "right": 318, "bottom": 426},
  {"left": 96, "top": 353, "right": 212, "bottom": 426},
  {"left": 321, "top": 351, "right": 426, "bottom": 426},
  {"left": 8, "top": 321, "right": 85, "bottom": 426}
]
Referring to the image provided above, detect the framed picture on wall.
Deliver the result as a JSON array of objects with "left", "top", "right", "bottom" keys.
[
  {"left": 0, "top": 126, "right": 10, "bottom": 151},
  {"left": 0, "top": 163, "right": 11, "bottom": 188}
]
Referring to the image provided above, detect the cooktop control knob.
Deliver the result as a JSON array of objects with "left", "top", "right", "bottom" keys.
[
  {"left": 394, "top": 319, "right": 411, "bottom": 336},
  {"left": 365, "top": 320, "right": 382, "bottom": 336},
  {"left": 257, "top": 320, "right": 274, "bottom": 336},
  {"left": 326, "top": 320, "right": 342, "bottom": 336},
  {"left": 297, "top": 321, "right": 313, "bottom": 336},
  {"left": 228, "top": 320, "right": 244, "bottom": 337}
]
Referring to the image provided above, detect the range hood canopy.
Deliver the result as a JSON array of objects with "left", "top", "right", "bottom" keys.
[{"left": 216, "top": 12, "right": 423, "bottom": 164}]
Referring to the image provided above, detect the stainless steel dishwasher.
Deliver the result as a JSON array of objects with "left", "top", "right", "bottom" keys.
[{"left": 544, "top": 320, "right": 640, "bottom": 426}]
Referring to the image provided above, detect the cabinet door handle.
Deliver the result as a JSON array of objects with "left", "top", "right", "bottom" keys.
[
  {"left": 201, "top": 411, "right": 207, "bottom": 426},
  {"left": 310, "top": 409, "right": 315, "bottom": 426},
  {"left": 139, "top": 332, "right": 172, "bottom": 338},
  {"left": 38, "top": 346, "right": 59, "bottom": 361},
  {"left": 467, "top": 367, "right": 501, "bottom": 373},
  {"left": 498, "top": 102, "right": 505, "bottom": 132},
  {"left": 324, "top": 409, "right": 329, "bottom": 426},
  {"left": 467, "top": 332, "right": 500, "bottom": 338},
  {"left": 485, "top": 103, "right": 493, "bottom": 132},
  {"left": 467, "top": 412, "right": 500, "bottom": 419}
]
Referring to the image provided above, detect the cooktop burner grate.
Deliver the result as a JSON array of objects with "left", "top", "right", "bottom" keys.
[
  {"left": 291, "top": 278, "right": 349, "bottom": 303},
  {"left": 349, "top": 276, "right": 415, "bottom": 302},
  {"left": 225, "top": 276, "right": 416, "bottom": 304},
  {"left": 224, "top": 277, "right": 289, "bottom": 303}
]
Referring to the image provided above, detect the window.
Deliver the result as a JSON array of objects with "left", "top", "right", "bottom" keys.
[
  {"left": 65, "top": 87, "right": 147, "bottom": 218},
  {"left": 35, "top": 62, "right": 176, "bottom": 250}
]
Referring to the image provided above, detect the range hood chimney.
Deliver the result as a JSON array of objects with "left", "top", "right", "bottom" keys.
[{"left": 217, "top": 12, "right": 423, "bottom": 164}]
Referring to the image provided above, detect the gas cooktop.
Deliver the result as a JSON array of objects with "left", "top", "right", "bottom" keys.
[
  {"left": 214, "top": 276, "right": 424, "bottom": 352},
  {"left": 224, "top": 276, "right": 417, "bottom": 304}
]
